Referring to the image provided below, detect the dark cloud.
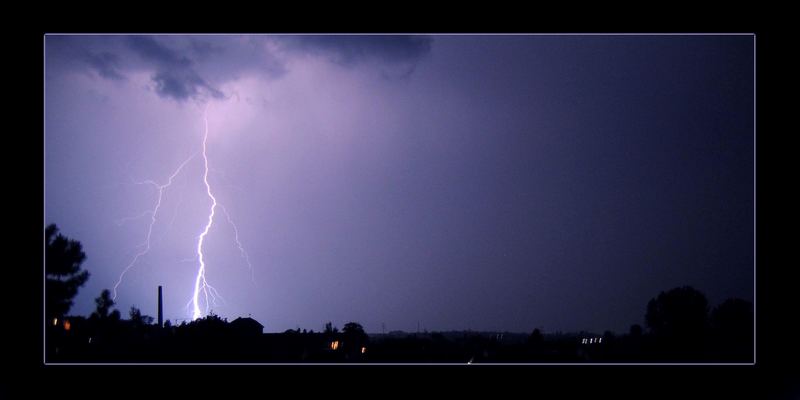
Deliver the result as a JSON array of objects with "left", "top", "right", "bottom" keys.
[
  {"left": 126, "top": 36, "right": 224, "bottom": 101},
  {"left": 283, "top": 35, "right": 433, "bottom": 66},
  {"left": 127, "top": 36, "right": 188, "bottom": 66},
  {"left": 45, "top": 36, "right": 125, "bottom": 80},
  {"left": 188, "top": 38, "right": 225, "bottom": 58},
  {"left": 151, "top": 70, "right": 224, "bottom": 101},
  {"left": 82, "top": 51, "right": 126, "bottom": 81},
  {"left": 47, "top": 35, "right": 433, "bottom": 102}
]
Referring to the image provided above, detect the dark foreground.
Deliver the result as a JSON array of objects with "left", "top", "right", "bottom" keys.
[{"left": 46, "top": 315, "right": 752, "bottom": 363}]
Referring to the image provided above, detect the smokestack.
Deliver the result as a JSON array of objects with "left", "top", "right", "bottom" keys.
[{"left": 158, "top": 285, "right": 163, "bottom": 328}]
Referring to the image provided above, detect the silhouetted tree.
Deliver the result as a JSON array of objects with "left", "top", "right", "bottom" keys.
[
  {"left": 710, "top": 298, "right": 753, "bottom": 334},
  {"left": 343, "top": 322, "right": 366, "bottom": 336},
  {"left": 646, "top": 286, "right": 709, "bottom": 338},
  {"left": 324, "top": 321, "right": 338, "bottom": 334},
  {"left": 527, "top": 328, "right": 544, "bottom": 346},
  {"left": 129, "top": 306, "right": 154, "bottom": 326},
  {"left": 91, "top": 289, "right": 120, "bottom": 321},
  {"left": 645, "top": 286, "right": 710, "bottom": 360},
  {"left": 342, "top": 322, "right": 368, "bottom": 357},
  {"left": 625, "top": 324, "right": 645, "bottom": 361},
  {"left": 629, "top": 324, "right": 643, "bottom": 338},
  {"left": 185, "top": 313, "right": 227, "bottom": 333},
  {"left": 526, "top": 328, "right": 545, "bottom": 359},
  {"left": 46, "top": 224, "right": 90, "bottom": 320},
  {"left": 710, "top": 298, "right": 753, "bottom": 361}
]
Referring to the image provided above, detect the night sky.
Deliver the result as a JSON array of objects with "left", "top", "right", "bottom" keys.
[{"left": 45, "top": 34, "right": 754, "bottom": 334}]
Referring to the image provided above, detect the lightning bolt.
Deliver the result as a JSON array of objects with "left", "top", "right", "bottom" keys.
[
  {"left": 156, "top": 180, "right": 187, "bottom": 244},
  {"left": 113, "top": 152, "right": 197, "bottom": 300},
  {"left": 114, "top": 209, "right": 153, "bottom": 226},
  {"left": 192, "top": 104, "right": 221, "bottom": 320},
  {"left": 113, "top": 102, "right": 253, "bottom": 321},
  {"left": 219, "top": 204, "right": 256, "bottom": 284}
]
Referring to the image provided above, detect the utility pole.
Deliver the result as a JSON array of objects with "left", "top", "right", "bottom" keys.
[{"left": 157, "top": 285, "right": 163, "bottom": 328}]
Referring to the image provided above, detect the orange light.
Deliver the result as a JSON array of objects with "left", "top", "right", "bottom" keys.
[
  {"left": 330, "top": 340, "right": 339, "bottom": 350},
  {"left": 63, "top": 320, "right": 71, "bottom": 331}
]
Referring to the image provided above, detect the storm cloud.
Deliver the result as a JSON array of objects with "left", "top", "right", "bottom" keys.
[
  {"left": 82, "top": 51, "right": 126, "bottom": 81},
  {"left": 45, "top": 35, "right": 753, "bottom": 334},
  {"left": 281, "top": 35, "right": 433, "bottom": 65},
  {"left": 46, "top": 35, "right": 434, "bottom": 102}
]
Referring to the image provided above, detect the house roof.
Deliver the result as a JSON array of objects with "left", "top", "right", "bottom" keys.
[{"left": 231, "top": 317, "right": 263, "bottom": 328}]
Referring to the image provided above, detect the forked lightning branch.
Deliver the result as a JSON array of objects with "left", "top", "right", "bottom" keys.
[{"left": 113, "top": 103, "right": 253, "bottom": 320}]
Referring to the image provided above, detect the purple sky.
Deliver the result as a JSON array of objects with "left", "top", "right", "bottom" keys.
[{"left": 45, "top": 34, "right": 754, "bottom": 334}]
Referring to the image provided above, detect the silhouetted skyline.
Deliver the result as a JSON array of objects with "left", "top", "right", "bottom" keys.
[{"left": 45, "top": 34, "right": 754, "bottom": 334}]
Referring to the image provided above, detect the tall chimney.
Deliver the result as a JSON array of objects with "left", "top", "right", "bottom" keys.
[{"left": 158, "top": 285, "right": 163, "bottom": 328}]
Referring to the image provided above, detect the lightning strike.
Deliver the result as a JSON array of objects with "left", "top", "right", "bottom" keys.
[
  {"left": 192, "top": 104, "right": 219, "bottom": 320},
  {"left": 114, "top": 210, "right": 154, "bottom": 226},
  {"left": 113, "top": 102, "right": 253, "bottom": 321},
  {"left": 113, "top": 152, "right": 197, "bottom": 300},
  {"left": 156, "top": 182, "right": 187, "bottom": 244},
  {"left": 219, "top": 204, "right": 256, "bottom": 284}
]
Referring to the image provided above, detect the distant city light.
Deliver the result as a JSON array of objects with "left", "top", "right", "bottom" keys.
[
  {"left": 361, "top": 347, "right": 366, "bottom": 354},
  {"left": 330, "top": 340, "right": 339, "bottom": 350},
  {"left": 63, "top": 320, "right": 71, "bottom": 331},
  {"left": 52, "top": 318, "right": 58, "bottom": 326}
]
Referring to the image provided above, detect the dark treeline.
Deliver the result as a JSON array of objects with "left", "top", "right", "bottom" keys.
[
  {"left": 45, "top": 224, "right": 753, "bottom": 363},
  {"left": 46, "top": 287, "right": 754, "bottom": 363}
]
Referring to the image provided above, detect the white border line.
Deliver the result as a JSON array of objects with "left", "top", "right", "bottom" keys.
[
  {"left": 752, "top": 33, "right": 757, "bottom": 366},
  {"left": 43, "top": 33, "right": 756, "bottom": 36},
  {"left": 43, "top": 34, "right": 48, "bottom": 366},
  {"left": 49, "top": 362, "right": 755, "bottom": 366},
  {"left": 43, "top": 33, "right": 757, "bottom": 366}
]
